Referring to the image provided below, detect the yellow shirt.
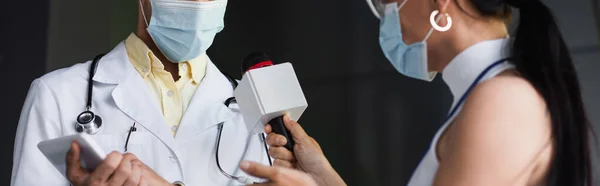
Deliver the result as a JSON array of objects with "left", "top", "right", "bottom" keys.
[{"left": 124, "top": 33, "right": 206, "bottom": 136}]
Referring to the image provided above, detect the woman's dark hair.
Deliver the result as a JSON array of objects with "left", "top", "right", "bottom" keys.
[{"left": 458, "top": 0, "right": 593, "bottom": 185}]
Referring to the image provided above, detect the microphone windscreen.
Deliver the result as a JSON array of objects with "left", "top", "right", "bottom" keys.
[{"left": 241, "top": 52, "right": 273, "bottom": 74}]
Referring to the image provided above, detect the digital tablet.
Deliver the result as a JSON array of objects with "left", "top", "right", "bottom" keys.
[{"left": 37, "top": 133, "right": 106, "bottom": 177}]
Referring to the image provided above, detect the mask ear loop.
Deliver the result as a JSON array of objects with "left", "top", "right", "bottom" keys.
[
  {"left": 423, "top": 13, "right": 443, "bottom": 42},
  {"left": 398, "top": 0, "right": 408, "bottom": 9},
  {"left": 421, "top": 10, "right": 445, "bottom": 80},
  {"left": 139, "top": 0, "right": 150, "bottom": 27}
]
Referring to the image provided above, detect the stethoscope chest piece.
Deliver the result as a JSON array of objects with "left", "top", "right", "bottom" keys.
[
  {"left": 76, "top": 54, "right": 105, "bottom": 135},
  {"left": 76, "top": 111, "right": 103, "bottom": 135}
]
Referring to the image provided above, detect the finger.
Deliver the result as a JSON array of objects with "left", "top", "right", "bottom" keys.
[
  {"left": 66, "top": 141, "right": 89, "bottom": 184},
  {"left": 268, "top": 147, "right": 295, "bottom": 162},
  {"left": 248, "top": 182, "right": 274, "bottom": 186},
  {"left": 108, "top": 153, "right": 137, "bottom": 185},
  {"left": 283, "top": 115, "right": 311, "bottom": 144},
  {"left": 266, "top": 133, "right": 287, "bottom": 147},
  {"left": 90, "top": 151, "right": 123, "bottom": 183},
  {"left": 264, "top": 124, "right": 272, "bottom": 134},
  {"left": 240, "top": 161, "right": 280, "bottom": 179},
  {"left": 138, "top": 177, "right": 148, "bottom": 186},
  {"left": 273, "top": 159, "right": 294, "bottom": 168},
  {"left": 123, "top": 160, "right": 142, "bottom": 186}
]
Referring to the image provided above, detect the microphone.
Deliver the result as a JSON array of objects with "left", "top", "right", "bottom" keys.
[
  {"left": 241, "top": 52, "right": 274, "bottom": 73},
  {"left": 234, "top": 52, "right": 308, "bottom": 152}
]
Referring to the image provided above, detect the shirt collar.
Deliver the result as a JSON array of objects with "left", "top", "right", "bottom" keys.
[
  {"left": 442, "top": 38, "right": 511, "bottom": 101},
  {"left": 187, "top": 56, "right": 207, "bottom": 84},
  {"left": 124, "top": 33, "right": 207, "bottom": 84}
]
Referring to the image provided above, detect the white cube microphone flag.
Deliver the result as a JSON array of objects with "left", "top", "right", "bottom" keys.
[{"left": 234, "top": 52, "right": 308, "bottom": 151}]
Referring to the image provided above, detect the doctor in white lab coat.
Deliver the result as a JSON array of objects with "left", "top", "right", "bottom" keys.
[{"left": 11, "top": 0, "right": 270, "bottom": 185}]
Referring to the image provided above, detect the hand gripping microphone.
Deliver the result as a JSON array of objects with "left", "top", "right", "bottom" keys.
[{"left": 234, "top": 52, "right": 308, "bottom": 152}]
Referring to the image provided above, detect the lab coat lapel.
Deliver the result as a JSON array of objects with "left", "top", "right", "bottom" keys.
[
  {"left": 111, "top": 73, "right": 178, "bottom": 152},
  {"left": 94, "top": 42, "right": 178, "bottom": 152},
  {"left": 175, "top": 58, "right": 235, "bottom": 141}
]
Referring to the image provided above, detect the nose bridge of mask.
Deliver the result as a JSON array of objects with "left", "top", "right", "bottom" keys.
[{"left": 149, "top": 0, "right": 226, "bottom": 31}]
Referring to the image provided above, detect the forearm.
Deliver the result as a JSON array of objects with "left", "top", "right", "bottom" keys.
[{"left": 311, "top": 164, "right": 346, "bottom": 186}]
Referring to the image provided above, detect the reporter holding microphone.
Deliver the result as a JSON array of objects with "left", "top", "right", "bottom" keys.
[
  {"left": 241, "top": 0, "right": 593, "bottom": 185},
  {"left": 242, "top": 116, "right": 345, "bottom": 186}
]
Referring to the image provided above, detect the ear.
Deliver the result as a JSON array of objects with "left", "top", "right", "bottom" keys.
[{"left": 436, "top": 0, "right": 452, "bottom": 13}]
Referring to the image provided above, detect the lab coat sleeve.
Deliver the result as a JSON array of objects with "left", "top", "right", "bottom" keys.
[{"left": 11, "top": 79, "right": 68, "bottom": 186}]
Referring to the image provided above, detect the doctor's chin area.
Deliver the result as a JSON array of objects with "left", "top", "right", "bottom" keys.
[{"left": 2, "top": 0, "right": 600, "bottom": 185}]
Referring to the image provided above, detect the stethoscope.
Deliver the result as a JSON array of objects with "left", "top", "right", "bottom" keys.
[
  {"left": 78, "top": 54, "right": 271, "bottom": 184},
  {"left": 75, "top": 54, "right": 105, "bottom": 134}
]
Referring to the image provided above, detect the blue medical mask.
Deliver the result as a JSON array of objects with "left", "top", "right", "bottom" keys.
[
  {"left": 378, "top": 2, "right": 437, "bottom": 81},
  {"left": 141, "top": 0, "right": 227, "bottom": 63}
]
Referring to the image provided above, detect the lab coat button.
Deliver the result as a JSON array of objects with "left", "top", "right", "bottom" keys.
[
  {"left": 169, "top": 156, "right": 178, "bottom": 162},
  {"left": 171, "top": 125, "right": 178, "bottom": 132},
  {"left": 181, "top": 64, "right": 188, "bottom": 72},
  {"left": 142, "top": 67, "right": 149, "bottom": 73},
  {"left": 167, "top": 90, "right": 174, "bottom": 97}
]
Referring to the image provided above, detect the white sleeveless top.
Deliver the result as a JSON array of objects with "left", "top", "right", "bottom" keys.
[{"left": 407, "top": 38, "right": 515, "bottom": 186}]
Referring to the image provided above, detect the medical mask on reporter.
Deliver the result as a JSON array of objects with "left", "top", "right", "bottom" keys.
[
  {"left": 378, "top": 2, "right": 438, "bottom": 82},
  {"left": 140, "top": 0, "right": 227, "bottom": 63}
]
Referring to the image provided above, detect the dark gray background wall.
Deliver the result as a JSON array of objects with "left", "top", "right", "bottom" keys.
[
  {"left": 0, "top": 0, "right": 49, "bottom": 182},
  {"left": 2, "top": 0, "right": 599, "bottom": 185}
]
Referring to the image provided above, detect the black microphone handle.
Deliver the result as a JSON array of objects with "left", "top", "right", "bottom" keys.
[{"left": 269, "top": 116, "right": 295, "bottom": 152}]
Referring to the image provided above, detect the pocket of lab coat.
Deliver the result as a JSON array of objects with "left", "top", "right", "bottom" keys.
[{"left": 90, "top": 132, "right": 154, "bottom": 167}]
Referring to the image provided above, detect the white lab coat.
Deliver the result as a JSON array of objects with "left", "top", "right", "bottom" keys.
[{"left": 11, "top": 42, "right": 270, "bottom": 186}]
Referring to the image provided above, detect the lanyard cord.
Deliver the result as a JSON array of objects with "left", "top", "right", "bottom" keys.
[{"left": 442, "top": 58, "right": 509, "bottom": 124}]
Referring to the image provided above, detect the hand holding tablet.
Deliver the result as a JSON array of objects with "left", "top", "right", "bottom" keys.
[
  {"left": 37, "top": 133, "right": 171, "bottom": 185},
  {"left": 38, "top": 133, "right": 106, "bottom": 175}
]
